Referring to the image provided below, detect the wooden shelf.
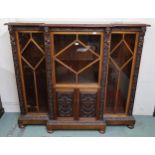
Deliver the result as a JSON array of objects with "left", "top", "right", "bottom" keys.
[{"left": 55, "top": 83, "right": 100, "bottom": 89}]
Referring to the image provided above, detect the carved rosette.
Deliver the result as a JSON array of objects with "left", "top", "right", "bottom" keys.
[
  {"left": 44, "top": 26, "right": 54, "bottom": 119},
  {"left": 99, "top": 27, "right": 111, "bottom": 119},
  {"left": 8, "top": 26, "right": 25, "bottom": 114},
  {"left": 128, "top": 27, "right": 146, "bottom": 115}
]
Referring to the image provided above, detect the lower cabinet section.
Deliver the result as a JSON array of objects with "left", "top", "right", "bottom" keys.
[
  {"left": 55, "top": 89, "right": 99, "bottom": 119},
  {"left": 18, "top": 114, "right": 135, "bottom": 133},
  {"left": 18, "top": 88, "right": 135, "bottom": 133}
]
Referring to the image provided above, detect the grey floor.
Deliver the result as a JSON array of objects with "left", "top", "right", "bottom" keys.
[{"left": 0, "top": 113, "right": 155, "bottom": 137}]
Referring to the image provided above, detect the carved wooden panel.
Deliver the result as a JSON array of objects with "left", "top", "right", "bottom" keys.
[
  {"left": 56, "top": 92, "right": 74, "bottom": 117},
  {"left": 80, "top": 92, "right": 97, "bottom": 117}
]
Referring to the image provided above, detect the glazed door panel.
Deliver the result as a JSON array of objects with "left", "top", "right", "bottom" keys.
[
  {"left": 16, "top": 31, "right": 48, "bottom": 113},
  {"left": 105, "top": 32, "right": 138, "bottom": 114},
  {"left": 52, "top": 32, "right": 103, "bottom": 85},
  {"left": 51, "top": 32, "right": 103, "bottom": 119}
]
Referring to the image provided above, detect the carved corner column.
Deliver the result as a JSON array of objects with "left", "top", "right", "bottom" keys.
[
  {"left": 44, "top": 27, "right": 54, "bottom": 119},
  {"left": 99, "top": 27, "right": 111, "bottom": 120},
  {"left": 8, "top": 25, "right": 25, "bottom": 114},
  {"left": 128, "top": 27, "right": 146, "bottom": 115}
]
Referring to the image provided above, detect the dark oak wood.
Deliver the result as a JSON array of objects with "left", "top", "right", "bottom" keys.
[
  {"left": 47, "top": 119, "right": 106, "bottom": 133},
  {"left": 6, "top": 23, "right": 149, "bottom": 133},
  {"left": 44, "top": 26, "right": 55, "bottom": 119}
]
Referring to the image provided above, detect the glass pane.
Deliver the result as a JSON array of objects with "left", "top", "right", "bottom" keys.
[
  {"left": 110, "top": 34, "right": 122, "bottom": 51},
  {"left": 18, "top": 33, "right": 30, "bottom": 50},
  {"left": 36, "top": 60, "right": 48, "bottom": 112},
  {"left": 79, "top": 35, "right": 101, "bottom": 54},
  {"left": 117, "top": 61, "right": 132, "bottom": 113},
  {"left": 79, "top": 62, "right": 99, "bottom": 83},
  {"left": 106, "top": 33, "right": 135, "bottom": 114},
  {"left": 111, "top": 42, "right": 132, "bottom": 67},
  {"left": 32, "top": 33, "right": 44, "bottom": 50},
  {"left": 57, "top": 42, "right": 98, "bottom": 72},
  {"left": 124, "top": 34, "right": 136, "bottom": 51},
  {"left": 22, "top": 41, "right": 43, "bottom": 67},
  {"left": 55, "top": 61, "right": 76, "bottom": 83},
  {"left": 22, "top": 60, "right": 36, "bottom": 112},
  {"left": 106, "top": 61, "right": 119, "bottom": 113},
  {"left": 54, "top": 34, "right": 76, "bottom": 53}
]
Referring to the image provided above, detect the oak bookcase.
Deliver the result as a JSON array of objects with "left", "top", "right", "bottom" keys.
[{"left": 6, "top": 23, "right": 149, "bottom": 133}]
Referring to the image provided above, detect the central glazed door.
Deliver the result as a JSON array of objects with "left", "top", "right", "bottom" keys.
[{"left": 51, "top": 32, "right": 103, "bottom": 120}]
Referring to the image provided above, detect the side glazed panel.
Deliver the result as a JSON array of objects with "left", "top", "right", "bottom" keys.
[
  {"left": 17, "top": 32, "right": 48, "bottom": 113},
  {"left": 105, "top": 32, "right": 138, "bottom": 114}
]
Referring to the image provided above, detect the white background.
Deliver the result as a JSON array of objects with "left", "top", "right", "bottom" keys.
[{"left": 0, "top": 18, "right": 155, "bottom": 115}]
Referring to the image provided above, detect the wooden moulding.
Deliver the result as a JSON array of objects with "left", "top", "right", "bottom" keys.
[
  {"left": 18, "top": 115, "right": 135, "bottom": 130},
  {"left": 5, "top": 23, "right": 151, "bottom": 28},
  {"left": 18, "top": 115, "right": 106, "bottom": 133},
  {"left": 104, "top": 115, "right": 135, "bottom": 129},
  {"left": 47, "top": 119, "right": 106, "bottom": 133},
  {"left": 18, "top": 114, "right": 49, "bottom": 128}
]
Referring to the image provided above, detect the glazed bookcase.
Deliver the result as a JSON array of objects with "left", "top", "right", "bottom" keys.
[
  {"left": 6, "top": 23, "right": 149, "bottom": 133},
  {"left": 0, "top": 97, "right": 4, "bottom": 118}
]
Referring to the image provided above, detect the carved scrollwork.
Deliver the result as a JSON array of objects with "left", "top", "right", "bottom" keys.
[
  {"left": 57, "top": 92, "right": 73, "bottom": 117},
  {"left": 99, "top": 27, "right": 112, "bottom": 119},
  {"left": 80, "top": 93, "right": 96, "bottom": 117}
]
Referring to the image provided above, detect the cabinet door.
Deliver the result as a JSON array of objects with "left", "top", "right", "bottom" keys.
[
  {"left": 105, "top": 32, "right": 138, "bottom": 114},
  {"left": 79, "top": 89, "right": 99, "bottom": 118},
  {"left": 52, "top": 32, "right": 102, "bottom": 85},
  {"left": 55, "top": 90, "right": 74, "bottom": 117},
  {"left": 17, "top": 32, "right": 48, "bottom": 113}
]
